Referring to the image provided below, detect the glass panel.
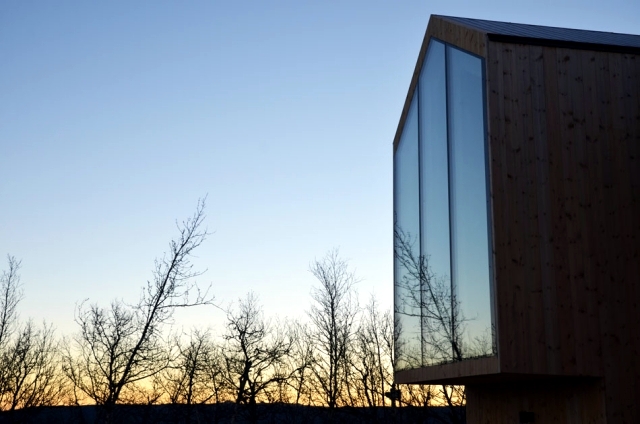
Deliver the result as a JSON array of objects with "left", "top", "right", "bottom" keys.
[
  {"left": 447, "top": 46, "right": 494, "bottom": 359},
  {"left": 394, "top": 41, "right": 495, "bottom": 373},
  {"left": 394, "top": 93, "right": 420, "bottom": 370},
  {"left": 418, "top": 41, "right": 454, "bottom": 365}
]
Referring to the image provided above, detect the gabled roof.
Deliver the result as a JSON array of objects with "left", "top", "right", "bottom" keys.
[{"left": 437, "top": 15, "right": 640, "bottom": 52}]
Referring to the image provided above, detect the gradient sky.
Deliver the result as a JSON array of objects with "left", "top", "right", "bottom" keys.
[{"left": 1, "top": 0, "right": 638, "bottom": 336}]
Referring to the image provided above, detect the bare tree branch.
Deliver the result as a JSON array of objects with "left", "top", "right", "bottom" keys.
[
  {"left": 0, "top": 257, "right": 68, "bottom": 411},
  {"left": 0, "top": 256, "right": 22, "bottom": 351},
  {"left": 221, "top": 292, "right": 292, "bottom": 414},
  {"left": 63, "top": 198, "right": 214, "bottom": 407},
  {"left": 307, "top": 250, "right": 359, "bottom": 408}
]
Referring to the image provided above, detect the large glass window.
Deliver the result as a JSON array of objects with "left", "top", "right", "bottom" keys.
[
  {"left": 394, "top": 40, "right": 494, "bottom": 370},
  {"left": 393, "top": 94, "right": 420, "bottom": 370},
  {"left": 447, "top": 46, "right": 493, "bottom": 360}
]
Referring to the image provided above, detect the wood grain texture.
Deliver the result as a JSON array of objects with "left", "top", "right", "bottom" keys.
[
  {"left": 395, "top": 356, "right": 499, "bottom": 385},
  {"left": 485, "top": 41, "right": 640, "bottom": 423},
  {"left": 426, "top": 16, "right": 487, "bottom": 57},
  {"left": 467, "top": 379, "right": 606, "bottom": 424}
]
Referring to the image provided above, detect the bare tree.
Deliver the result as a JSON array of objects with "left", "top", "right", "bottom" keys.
[
  {"left": 221, "top": 292, "right": 292, "bottom": 413},
  {"left": 307, "top": 250, "right": 359, "bottom": 408},
  {"left": 63, "top": 198, "right": 214, "bottom": 407},
  {"left": 283, "top": 321, "right": 315, "bottom": 405},
  {"left": 0, "top": 255, "right": 22, "bottom": 408},
  {"left": 352, "top": 295, "right": 394, "bottom": 407},
  {"left": 159, "top": 329, "right": 216, "bottom": 405},
  {"left": 1, "top": 321, "right": 66, "bottom": 411},
  {"left": 0, "top": 257, "right": 68, "bottom": 411},
  {"left": 0, "top": 256, "right": 22, "bottom": 354},
  {"left": 204, "top": 343, "right": 228, "bottom": 404},
  {"left": 63, "top": 301, "right": 144, "bottom": 404},
  {"left": 398, "top": 383, "right": 436, "bottom": 407}
]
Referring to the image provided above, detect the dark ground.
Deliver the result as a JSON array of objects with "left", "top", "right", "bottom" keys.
[{"left": 0, "top": 403, "right": 464, "bottom": 424}]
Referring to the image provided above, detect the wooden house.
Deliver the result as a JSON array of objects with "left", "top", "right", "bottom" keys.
[{"left": 393, "top": 15, "right": 640, "bottom": 423}]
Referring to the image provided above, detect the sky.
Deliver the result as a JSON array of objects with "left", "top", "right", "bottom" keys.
[{"left": 1, "top": 0, "right": 639, "bottom": 337}]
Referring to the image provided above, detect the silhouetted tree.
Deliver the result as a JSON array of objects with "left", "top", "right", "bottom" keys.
[
  {"left": 0, "top": 256, "right": 22, "bottom": 409},
  {"left": 220, "top": 292, "right": 292, "bottom": 423},
  {"left": 283, "top": 321, "right": 315, "bottom": 405},
  {"left": 0, "top": 256, "right": 21, "bottom": 357},
  {"left": 159, "top": 329, "right": 216, "bottom": 405},
  {"left": 63, "top": 198, "right": 214, "bottom": 408},
  {"left": 0, "top": 256, "right": 67, "bottom": 411},
  {"left": 307, "top": 250, "right": 359, "bottom": 408},
  {"left": 204, "top": 343, "right": 228, "bottom": 404},
  {"left": 1, "top": 320, "right": 66, "bottom": 411},
  {"left": 352, "top": 295, "right": 394, "bottom": 407}
]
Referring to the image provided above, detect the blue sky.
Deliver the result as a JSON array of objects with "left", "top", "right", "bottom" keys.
[{"left": 1, "top": 0, "right": 638, "bottom": 335}]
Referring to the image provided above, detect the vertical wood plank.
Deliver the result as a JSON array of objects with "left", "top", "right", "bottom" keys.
[
  {"left": 519, "top": 44, "right": 545, "bottom": 375},
  {"left": 579, "top": 49, "right": 604, "bottom": 377},
  {"left": 565, "top": 46, "right": 589, "bottom": 375},
  {"left": 550, "top": 47, "right": 577, "bottom": 375},
  {"left": 529, "top": 44, "right": 560, "bottom": 374},
  {"left": 486, "top": 39, "right": 506, "bottom": 373}
]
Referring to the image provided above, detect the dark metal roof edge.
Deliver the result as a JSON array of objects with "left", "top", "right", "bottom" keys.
[
  {"left": 434, "top": 14, "right": 640, "bottom": 38},
  {"left": 487, "top": 33, "right": 640, "bottom": 54}
]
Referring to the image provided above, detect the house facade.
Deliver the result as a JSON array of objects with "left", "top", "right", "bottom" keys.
[{"left": 393, "top": 15, "right": 640, "bottom": 423}]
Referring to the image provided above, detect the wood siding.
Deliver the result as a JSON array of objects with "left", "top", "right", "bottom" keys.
[
  {"left": 395, "top": 357, "right": 499, "bottom": 385},
  {"left": 486, "top": 41, "right": 640, "bottom": 423},
  {"left": 466, "top": 379, "right": 606, "bottom": 424}
]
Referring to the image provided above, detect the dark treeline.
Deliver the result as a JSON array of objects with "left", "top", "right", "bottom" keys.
[{"left": 0, "top": 200, "right": 465, "bottom": 423}]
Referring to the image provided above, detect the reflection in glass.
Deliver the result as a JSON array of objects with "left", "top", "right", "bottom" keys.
[
  {"left": 393, "top": 93, "right": 420, "bottom": 371},
  {"left": 419, "top": 41, "right": 453, "bottom": 364},
  {"left": 447, "top": 46, "right": 493, "bottom": 358},
  {"left": 394, "top": 40, "right": 494, "bottom": 371}
]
